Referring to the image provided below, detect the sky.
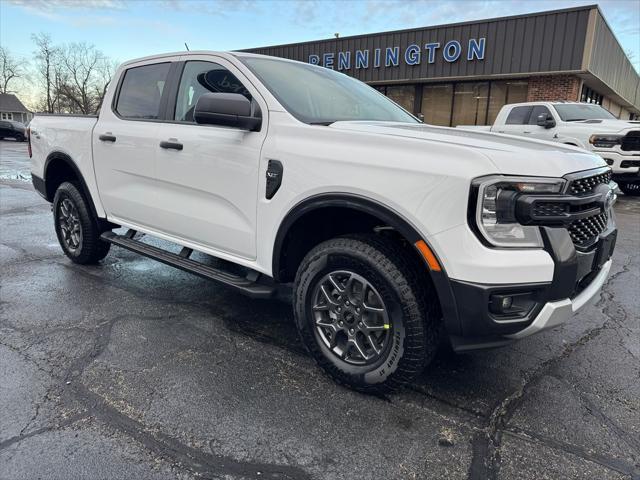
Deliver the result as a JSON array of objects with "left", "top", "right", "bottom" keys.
[{"left": 1, "top": 0, "right": 639, "bottom": 95}]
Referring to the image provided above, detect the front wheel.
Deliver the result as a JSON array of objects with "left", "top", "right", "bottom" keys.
[
  {"left": 293, "top": 234, "right": 440, "bottom": 394},
  {"left": 619, "top": 181, "right": 640, "bottom": 196},
  {"left": 53, "top": 182, "right": 111, "bottom": 264}
]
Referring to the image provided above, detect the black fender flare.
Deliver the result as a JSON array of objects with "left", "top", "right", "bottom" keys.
[
  {"left": 272, "top": 193, "right": 461, "bottom": 334},
  {"left": 43, "top": 152, "right": 100, "bottom": 221}
]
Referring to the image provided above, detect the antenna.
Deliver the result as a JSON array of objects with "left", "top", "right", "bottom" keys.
[{"left": 184, "top": 42, "right": 190, "bottom": 51}]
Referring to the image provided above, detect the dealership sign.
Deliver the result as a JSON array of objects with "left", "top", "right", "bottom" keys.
[{"left": 309, "top": 38, "right": 486, "bottom": 70}]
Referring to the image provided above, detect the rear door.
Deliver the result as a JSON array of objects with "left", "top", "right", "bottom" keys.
[
  {"left": 497, "top": 105, "right": 533, "bottom": 137},
  {"left": 93, "top": 59, "right": 177, "bottom": 224},
  {"left": 151, "top": 56, "right": 268, "bottom": 259}
]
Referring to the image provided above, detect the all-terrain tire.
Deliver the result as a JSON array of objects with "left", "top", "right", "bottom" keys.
[
  {"left": 53, "top": 181, "right": 111, "bottom": 264},
  {"left": 293, "top": 234, "right": 440, "bottom": 394}
]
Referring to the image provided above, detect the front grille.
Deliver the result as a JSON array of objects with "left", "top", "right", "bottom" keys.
[
  {"left": 568, "top": 212, "right": 608, "bottom": 248},
  {"left": 621, "top": 131, "right": 640, "bottom": 152},
  {"left": 532, "top": 202, "right": 568, "bottom": 217},
  {"left": 568, "top": 170, "right": 611, "bottom": 195}
]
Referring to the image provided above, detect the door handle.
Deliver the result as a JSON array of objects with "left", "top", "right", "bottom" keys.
[
  {"left": 523, "top": 131, "right": 532, "bottom": 134},
  {"left": 99, "top": 134, "right": 116, "bottom": 142},
  {"left": 159, "top": 140, "right": 183, "bottom": 151}
]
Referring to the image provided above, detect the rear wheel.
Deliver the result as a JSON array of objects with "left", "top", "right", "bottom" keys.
[
  {"left": 619, "top": 181, "right": 640, "bottom": 196},
  {"left": 53, "top": 182, "right": 111, "bottom": 264},
  {"left": 293, "top": 234, "right": 440, "bottom": 394}
]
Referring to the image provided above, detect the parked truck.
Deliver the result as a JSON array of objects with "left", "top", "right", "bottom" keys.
[
  {"left": 458, "top": 101, "right": 640, "bottom": 195},
  {"left": 29, "top": 52, "right": 618, "bottom": 393}
]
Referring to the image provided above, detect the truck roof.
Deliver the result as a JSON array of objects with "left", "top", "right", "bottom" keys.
[
  {"left": 119, "top": 50, "right": 298, "bottom": 68},
  {"left": 504, "top": 101, "right": 587, "bottom": 108}
]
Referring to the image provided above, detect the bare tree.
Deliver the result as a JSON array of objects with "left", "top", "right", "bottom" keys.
[
  {"left": 57, "top": 42, "right": 114, "bottom": 114},
  {"left": 32, "top": 33, "right": 58, "bottom": 113},
  {"left": 0, "top": 46, "right": 24, "bottom": 94}
]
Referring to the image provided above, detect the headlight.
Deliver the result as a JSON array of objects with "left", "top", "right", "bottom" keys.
[
  {"left": 474, "top": 176, "right": 565, "bottom": 248},
  {"left": 589, "top": 134, "right": 622, "bottom": 148}
]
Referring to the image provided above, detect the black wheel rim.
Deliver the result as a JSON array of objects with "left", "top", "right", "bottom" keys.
[
  {"left": 311, "top": 270, "right": 391, "bottom": 366},
  {"left": 58, "top": 197, "right": 82, "bottom": 252}
]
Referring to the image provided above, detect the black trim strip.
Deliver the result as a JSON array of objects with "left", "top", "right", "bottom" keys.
[{"left": 32, "top": 174, "right": 46, "bottom": 199}]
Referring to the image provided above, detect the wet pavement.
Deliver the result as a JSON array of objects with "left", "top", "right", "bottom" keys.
[{"left": 1, "top": 140, "right": 639, "bottom": 479}]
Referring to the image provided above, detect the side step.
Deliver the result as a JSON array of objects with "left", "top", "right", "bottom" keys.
[{"left": 100, "top": 230, "right": 277, "bottom": 299}]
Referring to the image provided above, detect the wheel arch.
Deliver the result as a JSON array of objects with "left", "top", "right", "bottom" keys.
[
  {"left": 273, "top": 194, "right": 420, "bottom": 279},
  {"left": 272, "top": 193, "right": 461, "bottom": 334},
  {"left": 44, "top": 151, "right": 100, "bottom": 221}
]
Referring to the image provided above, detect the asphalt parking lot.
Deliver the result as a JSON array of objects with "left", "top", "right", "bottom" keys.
[{"left": 1, "top": 140, "right": 638, "bottom": 480}]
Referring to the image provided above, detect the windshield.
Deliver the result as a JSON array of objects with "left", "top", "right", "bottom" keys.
[
  {"left": 240, "top": 56, "right": 419, "bottom": 125},
  {"left": 553, "top": 104, "right": 616, "bottom": 122}
]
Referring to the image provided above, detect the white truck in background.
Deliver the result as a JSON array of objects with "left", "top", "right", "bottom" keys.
[{"left": 458, "top": 102, "right": 640, "bottom": 195}]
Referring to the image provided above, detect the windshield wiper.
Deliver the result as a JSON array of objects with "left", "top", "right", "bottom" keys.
[
  {"left": 309, "top": 121, "right": 335, "bottom": 126},
  {"left": 565, "top": 118, "right": 586, "bottom": 122}
]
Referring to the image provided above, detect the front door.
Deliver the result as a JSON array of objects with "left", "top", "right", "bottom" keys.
[
  {"left": 527, "top": 105, "right": 558, "bottom": 142},
  {"left": 93, "top": 60, "right": 173, "bottom": 225},
  {"left": 151, "top": 57, "right": 267, "bottom": 259}
]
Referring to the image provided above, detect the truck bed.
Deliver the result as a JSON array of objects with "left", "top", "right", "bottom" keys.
[{"left": 29, "top": 113, "right": 100, "bottom": 209}]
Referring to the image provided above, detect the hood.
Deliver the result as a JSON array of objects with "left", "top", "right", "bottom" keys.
[
  {"left": 329, "top": 121, "right": 606, "bottom": 177},
  {"left": 565, "top": 119, "right": 640, "bottom": 134}
]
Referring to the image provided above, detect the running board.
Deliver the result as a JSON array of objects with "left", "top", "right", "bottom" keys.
[{"left": 100, "top": 231, "right": 277, "bottom": 299}]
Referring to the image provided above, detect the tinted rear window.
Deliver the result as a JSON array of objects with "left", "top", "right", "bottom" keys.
[
  {"left": 505, "top": 106, "right": 532, "bottom": 125},
  {"left": 116, "top": 63, "right": 171, "bottom": 119}
]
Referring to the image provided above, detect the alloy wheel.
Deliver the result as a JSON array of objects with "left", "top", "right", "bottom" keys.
[
  {"left": 58, "top": 197, "right": 83, "bottom": 252},
  {"left": 311, "top": 270, "right": 391, "bottom": 365}
]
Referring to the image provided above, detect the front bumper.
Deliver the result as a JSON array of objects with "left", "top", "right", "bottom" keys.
[
  {"left": 505, "top": 259, "right": 611, "bottom": 339},
  {"left": 445, "top": 225, "right": 617, "bottom": 352},
  {"left": 595, "top": 150, "right": 640, "bottom": 176}
]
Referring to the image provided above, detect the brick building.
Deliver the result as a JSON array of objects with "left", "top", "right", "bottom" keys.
[{"left": 246, "top": 5, "right": 640, "bottom": 126}]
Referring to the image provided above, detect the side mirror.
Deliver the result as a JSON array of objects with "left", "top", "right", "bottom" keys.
[
  {"left": 194, "top": 92, "right": 262, "bottom": 131},
  {"left": 536, "top": 113, "right": 556, "bottom": 129}
]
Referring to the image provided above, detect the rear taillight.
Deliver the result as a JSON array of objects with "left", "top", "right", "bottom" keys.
[{"left": 27, "top": 127, "right": 32, "bottom": 158}]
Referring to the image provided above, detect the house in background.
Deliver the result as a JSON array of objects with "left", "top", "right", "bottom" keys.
[{"left": 0, "top": 93, "right": 33, "bottom": 125}]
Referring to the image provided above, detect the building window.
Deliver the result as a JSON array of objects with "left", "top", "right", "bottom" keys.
[
  {"left": 1, "top": 112, "right": 13, "bottom": 120},
  {"left": 385, "top": 85, "right": 415, "bottom": 113},
  {"left": 421, "top": 84, "right": 453, "bottom": 126},
  {"left": 580, "top": 85, "right": 603, "bottom": 105},
  {"left": 421, "top": 80, "right": 528, "bottom": 127},
  {"left": 487, "top": 81, "right": 528, "bottom": 124},
  {"left": 452, "top": 82, "right": 489, "bottom": 126}
]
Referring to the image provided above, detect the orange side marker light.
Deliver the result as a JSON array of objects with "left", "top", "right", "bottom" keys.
[{"left": 415, "top": 240, "right": 442, "bottom": 272}]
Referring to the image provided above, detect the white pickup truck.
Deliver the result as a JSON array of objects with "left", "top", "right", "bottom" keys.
[
  {"left": 459, "top": 101, "right": 640, "bottom": 195},
  {"left": 29, "top": 52, "right": 618, "bottom": 393}
]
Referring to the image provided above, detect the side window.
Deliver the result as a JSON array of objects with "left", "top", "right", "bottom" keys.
[
  {"left": 505, "top": 106, "right": 532, "bottom": 125},
  {"left": 174, "top": 61, "right": 251, "bottom": 123},
  {"left": 529, "top": 106, "right": 552, "bottom": 124},
  {"left": 115, "top": 62, "right": 171, "bottom": 120}
]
